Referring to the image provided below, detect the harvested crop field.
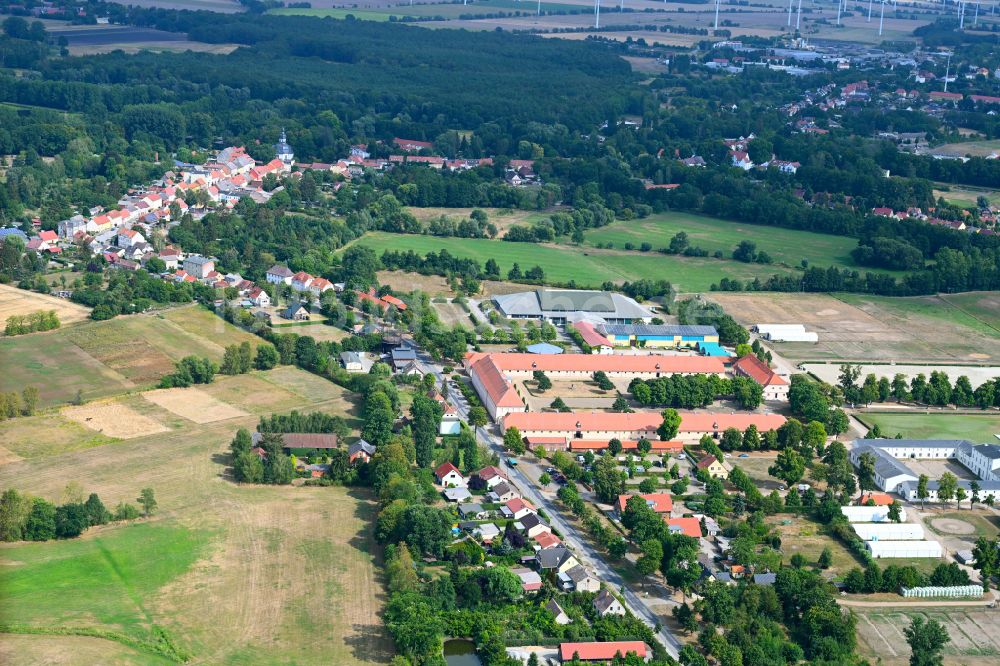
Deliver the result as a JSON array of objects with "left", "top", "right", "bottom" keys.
[
  {"left": 143, "top": 387, "right": 249, "bottom": 424},
  {"left": 0, "top": 283, "right": 90, "bottom": 328},
  {"left": 0, "top": 413, "right": 116, "bottom": 461},
  {"left": 63, "top": 400, "right": 169, "bottom": 439},
  {"left": 708, "top": 292, "right": 1000, "bottom": 363},
  {"left": 0, "top": 368, "right": 386, "bottom": 664},
  {"left": 200, "top": 372, "right": 306, "bottom": 415},
  {"left": 856, "top": 609, "right": 1000, "bottom": 665}
]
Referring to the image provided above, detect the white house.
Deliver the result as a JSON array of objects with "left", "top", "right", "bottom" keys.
[
  {"left": 248, "top": 287, "right": 271, "bottom": 307},
  {"left": 117, "top": 228, "right": 146, "bottom": 248},
  {"left": 593, "top": 589, "right": 626, "bottom": 617},
  {"left": 291, "top": 271, "right": 314, "bottom": 292},
  {"left": 434, "top": 462, "right": 467, "bottom": 488},
  {"left": 266, "top": 264, "right": 294, "bottom": 285}
]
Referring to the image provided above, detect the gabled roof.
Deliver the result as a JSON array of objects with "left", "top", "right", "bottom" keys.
[
  {"left": 477, "top": 465, "right": 506, "bottom": 481},
  {"left": 537, "top": 546, "right": 572, "bottom": 569},
  {"left": 593, "top": 589, "right": 621, "bottom": 614},
  {"left": 667, "top": 517, "right": 701, "bottom": 538},
  {"left": 469, "top": 355, "right": 523, "bottom": 409},
  {"left": 616, "top": 492, "right": 672, "bottom": 514},
  {"left": 534, "top": 531, "right": 562, "bottom": 549},
  {"left": 348, "top": 439, "right": 376, "bottom": 457},
  {"left": 434, "top": 461, "right": 461, "bottom": 479},
  {"left": 492, "top": 481, "right": 516, "bottom": 497},
  {"left": 733, "top": 354, "right": 787, "bottom": 386},
  {"left": 503, "top": 411, "right": 786, "bottom": 434},
  {"left": 696, "top": 456, "right": 722, "bottom": 470}
]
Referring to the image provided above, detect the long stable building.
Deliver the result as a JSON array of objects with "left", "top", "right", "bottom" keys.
[
  {"left": 465, "top": 352, "right": 726, "bottom": 420},
  {"left": 503, "top": 411, "right": 786, "bottom": 445}
]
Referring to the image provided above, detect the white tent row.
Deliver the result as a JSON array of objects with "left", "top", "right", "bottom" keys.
[
  {"left": 841, "top": 505, "right": 905, "bottom": 523},
  {"left": 751, "top": 324, "right": 819, "bottom": 342},
  {"left": 867, "top": 540, "right": 942, "bottom": 559},
  {"left": 853, "top": 523, "right": 924, "bottom": 541},
  {"left": 901, "top": 585, "right": 983, "bottom": 598}
]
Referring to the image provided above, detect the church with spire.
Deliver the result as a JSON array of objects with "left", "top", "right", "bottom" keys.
[{"left": 275, "top": 129, "right": 294, "bottom": 168}]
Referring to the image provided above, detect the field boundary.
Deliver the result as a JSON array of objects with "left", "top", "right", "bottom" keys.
[{"left": 0, "top": 624, "right": 189, "bottom": 663}]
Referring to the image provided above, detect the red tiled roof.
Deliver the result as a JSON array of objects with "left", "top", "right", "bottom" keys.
[
  {"left": 559, "top": 641, "right": 647, "bottom": 661},
  {"left": 504, "top": 411, "right": 786, "bottom": 434},
  {"left": 569, "top": 439, "right": 684, "bottom": 452},
  {"left": 733, "top": 354, "right": 787, "bottom": 387},
  {"left": 470, "top": 355, "right": 524, "bottom": 409},
  {"left": 38, "top": 230, "right": 57, "bottom": 241},
  {"left": 617, "top": 492, "right": 672, "bottom": 514},
  {"left": 435, "top": 462, "right": 461, "bottom": 479},
  {"left": 696, "top": 456, "right": 721, "bottom": 470},
  {"left": 667, "top": 517, "right": 701, "bottom": 538},
  {"left": 858, "top": 492, "right": 894, "bottom": 506},
  {"left": 534, "top": 531, "right": 561, "bottom": 549},
  {"left": 465, "top": 352, "right": 724, "bottom": 375},
  {"left": 505, "top": 498, "right": 536, "bottom": 514},
  {"left": 380, "top": 294, "right": 408, "bottom": 311},
  {"left": 572, "top": 321, "right": 612, "bottom": 348},
  {"left": 477, "top": 465, "right": 506, "bottom": 481}
]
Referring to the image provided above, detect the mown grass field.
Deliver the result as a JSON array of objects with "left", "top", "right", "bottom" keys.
[
  {"left": 350, "top": 231, "right": 794, "bottom": 291},
  {"left": 0, "top": 367, "right": 387, "bottom": 665},
  {"left": 0, "top": 305, "right": 259, "bottom": 407},
  {"left": 858, "top": 412, "right": 1000, "bottom": 443},
  {"left": 583, "top": 212, "right": 865, "bottom": 271}
]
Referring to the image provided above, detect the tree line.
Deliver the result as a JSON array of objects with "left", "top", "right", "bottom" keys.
[{"left": 0, "top": 485, "right": 155, "bottom": 542}]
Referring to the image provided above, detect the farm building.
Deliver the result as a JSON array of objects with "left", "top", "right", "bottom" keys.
[
  {"left": 464, "top": 352, "right": 726, "bottom": 420},
  {"left": 571, "top": 321, "right": 614, "bottom": 354},
  {"left": 752, "top": 324, "right": 818, "bottom": 342},
  {"left": 596, "top": 323, "right": 719, "bottom": 349},
  {"left": 732, "top": 354, "right": 789, "bottom": 401},
  {"left": 841, "top": 505, "right": 906, "bottom": 523},
  {"left": 853, "top": 523, "right": 925, "bottom": 541},
  {"left": 851, "top": 438, "right": 1000, "bottom": 498},
  {"left": 866, "top": 540, "right": 943, "bottom": 559},
  {"left": 559, "top": 641, "right": 647, "bottom": 663},
  {"left": 503, "top": 411, "right": 785, "bottom": 444},
  {"left": 567, "top": 439, "right": 684, "bottom": 454},
  {"left": 493, "top": 288, "right": 654, "bottom": 324},
  {"left": 849, "top": 444, "right": 917, "bottom": 493},
  {"left": 896, "top": 478, "right": 1000, "bottom": 503}
]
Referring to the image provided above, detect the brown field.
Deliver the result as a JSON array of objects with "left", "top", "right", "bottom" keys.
[
  {"left": 62, "top": 400, "right": 170, "bottom": 439},
  {"left": 0, "top": 283, "right": 90, "bottom": 329},
  {"left": 0, "top": 368, "right": 387, "bottom": 664},
  {"left": 707, "top": 292, "right": 1000, "bottom": 364},
  {"left": 856, "top": 608, "right": 1000, "bottom": 665},
  {"left": 378, "top": 270, "right": 453, "bottom": 296},
  {"left": 277, "top": 321, "right": 353, "bottom": 342},
  {"left": 199, "top": 372, "right": 306, "bottom": 416},
  {"left": 142, "top": 387, "right": 250, "bottom": 424},
  {"left": 0, "top": 413, "right": 117, "bottom": 460},
  {"left": 68, "top": 41, "right": 240, "bottom": 56},
  {"left": 432, "top": 299, "right": 472, "bottom": 328}
]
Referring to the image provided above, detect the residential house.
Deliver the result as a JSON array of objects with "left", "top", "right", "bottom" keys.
[
  {"left": 546, "top": 599, "right": 571, "bottom": 625},
  {"left": 474, "top": 522, "right": 501, "bottom": 544},
  {"left": 434, "top": 462, "right": 467, "bottom": 488},
  {"left": 501, "top": 497, "right": 536, "bottom": 521},
  {"left": 559, "top": 564, "right": 600, "bottom": 592},
  {"left": 593, "top": 589, "right": 626, "bottom": 617},
  {"left": 183, "top": 255, "right": 215, "bottom": 279},
  {"left": 266, "top": 264, "right": 294, "bottom": 285},
  {"left": 730, "top": 151, "right": 753, "bottom": 170},
  {"left": 536, "top": 547, "right": 579, "bottom": 574},
  {"left": 616, "top": 492, "right": 673, "bottom": 518},
  {"left": 458, "top": 503, "right": 489, "bottom": 520},
  {"left": 340, "top": 351, "right": 374, "bottom": 373},
  {"left": 476, "top": 465, "right": 508, "bottom": 489},
  {"left": 667, "top": 517, "right": 702, "bottom": 539},
  {"left": 248, "top": 287, "right": 271, "bottom": 308},
  {"left": 291, "top": 271, "right": 314, "bottom": 292},
  {"left": 309, "top": 277, "right": 335, "bottom": 297},
  {"left": 490, "top": 481, "right": 519, "bottom": 503},
  {"left": 512, "top": 567, "right": 543, "bottom": 594},
  {"left": 517, "top": 513, "right": 550, "bottom": 540},
  {"left": 391, "top": 347, "right": 418, "bottom": 371},
  {"left": 534, "top": 531, "right": 562, "bottom": 550},
  {"left": 281, "top": 303, "right": 309, "bottom": 321},
  {"left": 158, "top": 248, "right": 181, "bottom": 270},
  {"left": 117, "top": 228, "right": 146, "bottom": 248},
  {"left": 696, "top": 456, "right": 730, "bottom": 479},
  {"left": 348, "top": 439, "right": 376, "bottom": 464}
]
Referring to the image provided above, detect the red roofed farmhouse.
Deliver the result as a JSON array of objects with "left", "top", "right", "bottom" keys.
[
  {"left": 732, "top": 354, "right": 789, "bottom": 401},
  {"left": 502, "top": 411, "right": 785, "bottom": 444}
]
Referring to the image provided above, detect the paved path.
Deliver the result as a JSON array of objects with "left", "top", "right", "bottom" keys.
[{"left": 415, "top": 347, "right": 681, "bottom": 660}]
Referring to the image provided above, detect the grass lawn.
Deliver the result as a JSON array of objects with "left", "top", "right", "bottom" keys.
[
  {"left": 0, "top": 365, "right": 385, "bottom": 664},
  {"left": 0, "top": 413, "right": 117, "bottom": 461},
  {"left": 583, "top": 212, "right": 866, "bottom": 272},
  {"left": 767, "top": 515, "right": 863, "bottom": 576},
  {"left": 940, "top": 292, "right": 1000, "bottom": 333},
  {"left": 859, "top": 412, "right": 1000, "bottom": 442},
  {"left": 349, "top": 231, "right": 794, "bottom": 291},
  {"left": 925, "top": 512, "right": 1000, "bottom": 539}
]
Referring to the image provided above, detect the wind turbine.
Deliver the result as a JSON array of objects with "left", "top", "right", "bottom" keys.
[
  {"left": 714, "top": 0, "right": 721, "bottom": 30},
  {"left": 788, "top": 0, "right": 794, "bottom": 26},
  {"left": 878, "top": 0, "right": 885, "bottom": 35},
  {"left": 837, "top": 0, "right": 843, "bottom": 26},
  {"left": 595, "top": 0, "right": 601, "bottom": 29},
  {"left": 974, "top": 0, "right": 980, "bottom": 25},
  {"left": 868, "top": 0, "right": 874, "bottom": 22},
  {"left": 796, "top": 0, "right": 803, "bottom": 29}
]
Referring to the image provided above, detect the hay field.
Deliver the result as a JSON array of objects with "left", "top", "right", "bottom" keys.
[
  {"left": 143, "top": 387, "right": 250, "bottom": 424},
  {"left": 708, "top": 292, "right": 1000, "bottom": 364},
  {"left": 63, "top": 400, "right": 170, "bottom": 439},
  {"left": 0, "top": 414, "right": 116, "bottom": 461},
  {"left": 0, "top": 369, "right": 387, "bottom": 665},
  {"left": 0, "top": 283, "right": 90, "bottom": 328}
]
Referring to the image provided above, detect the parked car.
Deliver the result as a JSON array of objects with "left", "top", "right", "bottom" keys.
[
  {"left": 677, "top": 454, "right": 686, "bottom": 460},
  {"left": 738, "top": 453, "right": 750, "bottom": 458},
  {"left": 723, "top": 453, "right": 732, "bottom": 459}
]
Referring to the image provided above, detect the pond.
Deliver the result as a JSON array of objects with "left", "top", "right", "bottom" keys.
[{"left": 443, "top": 639, "right": 482, "bottom": 666}]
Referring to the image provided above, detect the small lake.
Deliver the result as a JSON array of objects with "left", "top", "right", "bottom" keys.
[{"left": 443, "top": 639, "right": 482, "bottom": 666}]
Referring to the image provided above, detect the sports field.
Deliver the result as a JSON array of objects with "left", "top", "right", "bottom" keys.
[
  {"left": 0, "top": 305, "right": 259, "bottom": 407},
  {"left": 583, "top": 212, "right": 865, "bottom": 272},
  {"left": 0, "top": 368, "right": 386, "bottom": 665},
  {"left": 350, "top": 231, "right": 794, "bottom": 291},
  {"left": 858, "top": 412, "right": 1000, "bottom": 444},
  {"left": 709, "top": 292, "right": 1000, "bottom": 364}
]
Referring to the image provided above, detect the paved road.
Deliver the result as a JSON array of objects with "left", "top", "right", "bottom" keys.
[{"left": 414, "top": 348, "right": 681, "bottom": 659}]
